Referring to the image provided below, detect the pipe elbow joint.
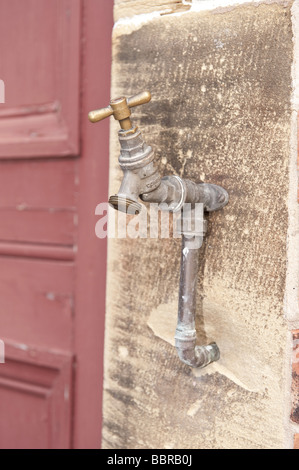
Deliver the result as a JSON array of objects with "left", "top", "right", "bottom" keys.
[
  {"left": 176, "top": 343, "right": 220, "bottom": 369},
  {"left": 175, "top": 329, "right": 220, "bottom": 369}
]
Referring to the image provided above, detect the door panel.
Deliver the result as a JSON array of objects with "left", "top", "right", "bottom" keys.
[
  {"left": 0, "top": 0, "right": 81, "bottom": 158},
  {"left": 0, "top": 257, "right": 74, "bottom": 351},
  {"left": 0, "top": 159, "right": 76, "bottom": 244},
  {"left": 0, "top": 342, "right": 72, "bottom": 449}
]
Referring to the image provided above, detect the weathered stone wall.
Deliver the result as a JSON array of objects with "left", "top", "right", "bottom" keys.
[{"left": 103, "top": 0, "right": 299, "bottom": 448}]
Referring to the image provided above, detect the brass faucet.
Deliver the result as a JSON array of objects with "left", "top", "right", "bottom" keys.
[{"left": 89, "top": 91, "right": 229, "bottom": 369}]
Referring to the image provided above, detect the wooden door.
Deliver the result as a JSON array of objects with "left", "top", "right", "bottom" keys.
[{"left": 0, "top": 0, "right": 112, "bottom": 448}]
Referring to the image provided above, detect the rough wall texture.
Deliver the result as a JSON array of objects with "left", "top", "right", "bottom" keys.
[{"left": 103, "top": 1, "right": 297, "bottom": 449}]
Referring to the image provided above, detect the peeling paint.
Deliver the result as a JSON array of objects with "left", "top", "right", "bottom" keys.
[
  {"left": 14, "top": 343, "right": 29, "bottom": 351},
  {"left": 46, "top": 292, "right": 55, "bottom": 301},
  {"left": 64, "top": 385, "right": 69, "bottom": 401}
]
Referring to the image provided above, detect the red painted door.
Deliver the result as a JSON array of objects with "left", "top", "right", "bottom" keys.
[{"left": 0, "top": 0, "right": 112, "bottom": 448}]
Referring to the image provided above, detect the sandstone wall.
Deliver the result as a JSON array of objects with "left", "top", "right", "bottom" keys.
[{"left": 103, "top": 0, "right": 299, "bottom": 449}]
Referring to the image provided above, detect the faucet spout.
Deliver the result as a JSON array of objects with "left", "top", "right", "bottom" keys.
[{"left": 108, "top": 127, "right": 161, "bottom": 214}]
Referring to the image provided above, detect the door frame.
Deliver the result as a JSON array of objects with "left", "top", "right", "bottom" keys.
[{"left": 73, "top": 0, "right": 113, "bottom": 449}]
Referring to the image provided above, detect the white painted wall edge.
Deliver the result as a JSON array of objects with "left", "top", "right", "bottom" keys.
[
  {"left": 285, "top": 0, "right": 299, "bottom": 327},
  {"left": 114, "top": 0, "right": 287, "bottom": 32},
  {"left": 283, "top": 0, "right": 299, "bottom": 449}
]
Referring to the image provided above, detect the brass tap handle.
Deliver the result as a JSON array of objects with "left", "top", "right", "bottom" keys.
[{"left": 88, "top": 91, "right": 151, "bottom": 130}]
